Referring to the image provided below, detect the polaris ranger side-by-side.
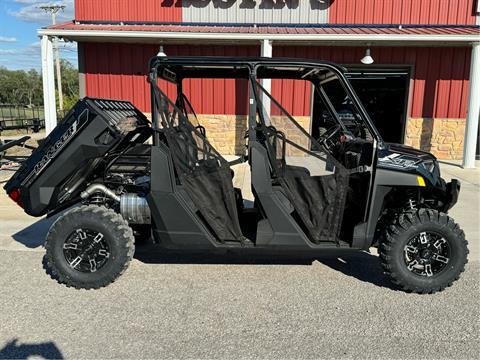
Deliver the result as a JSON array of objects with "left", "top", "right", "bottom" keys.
[{"left": 4, "top": 57, "right": 467, "bottom": 292}]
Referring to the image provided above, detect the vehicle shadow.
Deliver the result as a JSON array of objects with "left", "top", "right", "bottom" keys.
[
  {"left": 11, "top": 215, "right": 60, "bottom": 249},
  {"left": 0, "top": 338, "right": 63, "bottom": 359},
  {"left": 134, "top": 243, "right": 396, "bottom": 290}
]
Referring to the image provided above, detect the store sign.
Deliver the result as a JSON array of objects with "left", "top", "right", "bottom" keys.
[
  {"left": 179, "top": 0, "right": 328, "bottom": 9},
  {"left": 179, "top": 0, "right": 330, "bottom": 24}
]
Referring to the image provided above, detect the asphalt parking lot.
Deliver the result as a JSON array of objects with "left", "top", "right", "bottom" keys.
[{"left": 0, "top": 161, "right": 479, "bottom": 359}]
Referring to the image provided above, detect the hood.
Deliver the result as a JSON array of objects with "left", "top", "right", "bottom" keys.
[
  {"left": 382, "top": 143, "right": 436, "bottom": 159},
  {"left": 377, "top": 142, "right": 442, "bottom": 186},
  {"left": 378, "top": 143, "right": 436, "bottom": 170}
]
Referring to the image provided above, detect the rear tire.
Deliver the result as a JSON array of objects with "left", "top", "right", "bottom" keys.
[
  {"left": 379, "top": 209, "right": 468, "bottom": 294},
  {"left": 45, "top": 205, "right": 135, "bottom": 289}
]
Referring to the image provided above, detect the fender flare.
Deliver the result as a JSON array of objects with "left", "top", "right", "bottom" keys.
[{"left": 363, "top": 169, "right": 426, "bottom": 249}]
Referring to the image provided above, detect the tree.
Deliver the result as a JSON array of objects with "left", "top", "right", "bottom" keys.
[
  {"left": 0, "top": 67, "right": 43, "bottom": 106},
  {"left": 59, "top": 59, "right": 79, "bottom": 111},
  {"left": 25, "top": 69, "right": 42, "bottom": 107},
  {"left": 0, "top": 60, "right": 79, "bottom": 111}
]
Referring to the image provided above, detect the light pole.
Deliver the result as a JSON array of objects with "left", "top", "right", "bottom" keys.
[{"left": 39, "top": 5, "right": 65, "bottom": 114}]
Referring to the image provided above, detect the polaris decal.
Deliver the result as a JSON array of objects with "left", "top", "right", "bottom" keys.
[
  {"left": 32, "top": 119, "right": 79, "bottom": 176},
  {"left": 379, "top": 153, "right": 420, "bottom": 170},
  {"left": 23, "top": 110, "right": 86, "bottom": 185}
]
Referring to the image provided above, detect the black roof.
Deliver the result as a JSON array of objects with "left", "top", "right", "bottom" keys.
[{"left": 149, "top": 56, "right": 348, "bottom": 81}]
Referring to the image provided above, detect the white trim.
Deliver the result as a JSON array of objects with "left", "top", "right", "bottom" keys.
[
  {"left": 477, "top": 0, "right": 480, "bottom": 25},
  {"left": 41, "top": 35, "right": 57, "bottom": 134},
  {"left": 38, "top": 28, "right": 480, "bottom": 44},
  {"left": 260, "top": 39, "right": 272, "bottom": 119},
  {"left": 462, "top": 43, "right": 480, "bottom": 168},
  {"left": 261, "top": 39, "right": 273, "bottom": 57}
]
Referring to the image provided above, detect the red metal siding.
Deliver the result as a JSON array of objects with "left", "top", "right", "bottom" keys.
[
  {"left": 84, "top": 43, "right": 153, "bottom": 112},
  {"left": 273, "top": 46, "right": 471, "bottom": 119},
  {"left": 83, "top": 43, "right": 471, "bottom": 119},
  {"left": 172, "top": 44, "right": 258, "bottom": 115},
  {"left": 269, "top": 46, "right": 313, "bottom": 117},
  {"left": 76, "top": 0, "right": 478, "bottom": 25},
  {"left": 75, "top": 0, "right": 182, "bottom": 22},
  {"left": 83, "top": 43, "right": 259, "bottom": 114},
  {"left": 329, "top": 0, "right": 477, "bottom": 25}
]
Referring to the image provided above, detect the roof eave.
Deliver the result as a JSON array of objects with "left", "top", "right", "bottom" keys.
[{"left": 38, "top": 28, "right": 480, "bottom": 45}]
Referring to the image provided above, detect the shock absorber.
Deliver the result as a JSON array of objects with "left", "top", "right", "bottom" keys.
[
  {"left": 403, "top": 188, "right": 418, "bottom": 211},
  {"left": 408, "top": 198, "right": 417, "bottom": 211},
  {"left": 89, "top": 192, "right": 107, "bottom": 205}
]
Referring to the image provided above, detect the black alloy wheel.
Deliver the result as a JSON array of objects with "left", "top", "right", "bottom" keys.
[
  {"left": 63, "top": 228, "right": 111, "bottom": 273},
  {"left": 403, "top": 231, "right": 450, "bottom": 277}
]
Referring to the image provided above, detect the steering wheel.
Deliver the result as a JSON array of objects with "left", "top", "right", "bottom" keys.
[{"left": 318, "top": 124, "right": 342, "bottom": 150}]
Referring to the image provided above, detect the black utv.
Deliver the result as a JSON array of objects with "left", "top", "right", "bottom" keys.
[{"left": 4, "top": 57, "right": 467, "bottom": 293}]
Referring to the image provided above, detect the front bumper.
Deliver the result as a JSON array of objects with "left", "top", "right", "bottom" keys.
[{"left": 444, "top": 179, "right": 460, "bottom": 211}]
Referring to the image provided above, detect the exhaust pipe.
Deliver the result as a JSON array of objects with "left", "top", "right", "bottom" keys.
[
  {"left": 80, "top": 184, "right": 120, "bottom": 202},
  {"left": 80, "top": 184, "right": 150, "bottom": 224},
  {"left": 120, "top": 194, "right": 151, "bottom": 224}
]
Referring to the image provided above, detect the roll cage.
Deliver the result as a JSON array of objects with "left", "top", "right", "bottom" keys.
[{"left": 148, "top": 56, "right": 383, "bottom": 147}]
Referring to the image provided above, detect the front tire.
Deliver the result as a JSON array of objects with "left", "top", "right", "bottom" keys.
[
  {"left": 379, "top": 209, "right": 468, "bottom": 294},
  {"left": 45, "top": 205, "right": 135, "bottom": 289}
]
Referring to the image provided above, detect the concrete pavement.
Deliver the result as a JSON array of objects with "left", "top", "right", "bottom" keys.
[
  {"left": 0, "top": 250, "right": 479, "bottom": 359},
  {"left": 438, "top": 161, "right": 480, "bottom": 261}
]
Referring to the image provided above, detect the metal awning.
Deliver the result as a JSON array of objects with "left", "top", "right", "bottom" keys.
[{"left": 39, "top": 22, "right": 480, "bottom": 45}]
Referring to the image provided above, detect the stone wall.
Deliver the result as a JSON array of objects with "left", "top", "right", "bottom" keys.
[
  {"left": 151, "top": 112, "right": 468, "bottom": 160},
  {"left": 270, "top": 115, "right": 312, "bottom": 156},
  {"left": 404, "top": 118, "right": 466, "bottom": 160},
  {"left": 197, "top": 114, "right": 248, "bottom": 155},
  {"left": 196, "top": 114, "right": 312, "bottom": 156}
]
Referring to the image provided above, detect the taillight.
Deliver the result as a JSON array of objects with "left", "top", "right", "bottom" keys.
[{"left": 8, "top": 188, "right": 24, "bottom": 208}]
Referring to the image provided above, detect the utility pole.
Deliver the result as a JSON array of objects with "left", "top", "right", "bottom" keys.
[{"left": 40, "top": 4, "right": 65, "bottom": 113}]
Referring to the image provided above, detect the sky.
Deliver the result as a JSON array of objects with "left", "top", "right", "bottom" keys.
[{"left": 0, "top": 0, "right": 77, "bottom": 71}]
